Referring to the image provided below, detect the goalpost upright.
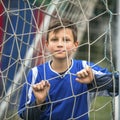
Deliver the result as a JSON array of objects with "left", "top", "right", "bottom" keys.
[{"left": 116, "top": 0, "right": 120, "bottom": 119}]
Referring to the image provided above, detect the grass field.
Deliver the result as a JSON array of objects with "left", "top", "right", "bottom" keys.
[{"left": 90, "top": 96, "right": 113, "bottom": 120}]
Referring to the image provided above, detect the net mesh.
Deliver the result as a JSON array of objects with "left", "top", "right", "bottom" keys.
[{"left": 0, "top": 0, "right": 118, "bottom": 120}]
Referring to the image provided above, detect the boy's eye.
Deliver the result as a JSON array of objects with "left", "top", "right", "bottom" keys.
[
  {"left": 51, "top": 38, "right": 58, "bottom": 41},
  {"left": 64, "top": 38, "right": 70, "bottom": 42}
]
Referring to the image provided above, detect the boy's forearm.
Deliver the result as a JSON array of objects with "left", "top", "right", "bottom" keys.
[
  {"left": 88, "top": 72, "right": 119, "bottom": 95},
  {"left": 21, "top": 101, "right": 46, "bottom": 120}
]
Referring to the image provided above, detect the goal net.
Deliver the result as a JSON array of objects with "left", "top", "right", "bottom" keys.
[{"left": 0, "top": 0, "right": 119, "bottom": 120}]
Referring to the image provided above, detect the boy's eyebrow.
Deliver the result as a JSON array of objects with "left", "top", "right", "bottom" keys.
[
  {"left": 50, "top": 36, "right": 58, "bottom": 39},
  {"left": 50, "top": 37, "right": 58, "bottom": 41}
]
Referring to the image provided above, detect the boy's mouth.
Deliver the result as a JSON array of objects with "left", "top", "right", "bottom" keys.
[{"left": 55, "top": 50, "right": 66, "bottom": 53}]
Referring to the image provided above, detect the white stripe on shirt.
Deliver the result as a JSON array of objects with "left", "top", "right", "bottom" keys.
[
  {"left": 82, "top": 60, "right": 104, "bottom": 75},
  {"left": 27, "top": 67, "right": 38, "bottom": 104}
]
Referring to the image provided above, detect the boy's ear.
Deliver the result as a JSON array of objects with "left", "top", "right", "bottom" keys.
[
  {"left": 74, "top": 41, "right": 79, "bottom": 48},
  {"left": 73, "top": 41, "right": 79, "bottom": 52}
]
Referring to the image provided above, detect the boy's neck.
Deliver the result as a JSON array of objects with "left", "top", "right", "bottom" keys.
[{"left": 50, "top": 59, "right": 72, "bottom": 73}]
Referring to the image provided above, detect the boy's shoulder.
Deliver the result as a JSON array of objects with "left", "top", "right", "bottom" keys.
[
  {"left": 73, "top": 59, "right": 96, "bottom": 69},
  {"left": 30, "top": 62, "right": 49, "bottom": 73},
  {"left": 35, "top": 61, "right": 49, "bottom": 68},
  {"left": 73, "top": 59, "right": 88, "bottom": 65}
]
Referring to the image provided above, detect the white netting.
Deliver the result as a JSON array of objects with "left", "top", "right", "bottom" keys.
[{"left": 0, "top": 0, "right": 119, "bottom": 120}]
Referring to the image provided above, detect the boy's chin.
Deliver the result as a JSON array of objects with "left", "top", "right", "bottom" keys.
[{"left": 53, "top": 55, "right": 70, "bottom": 60}]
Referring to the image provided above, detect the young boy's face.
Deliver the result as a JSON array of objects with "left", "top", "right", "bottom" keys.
[{"left": 46, "top": 28, "right": 78, "bottom": 60}]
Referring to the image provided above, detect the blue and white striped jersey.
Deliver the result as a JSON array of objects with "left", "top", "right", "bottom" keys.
[{"left": 18, "top": 59, "right": 119, "bottom": 120}]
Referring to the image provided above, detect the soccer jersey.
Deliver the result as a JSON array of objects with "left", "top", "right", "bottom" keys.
[{"left": 18, "top": 59, "right": 118, "bottom": 120}]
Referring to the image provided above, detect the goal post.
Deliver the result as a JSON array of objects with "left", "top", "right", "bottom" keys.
[{"left": 116, "top": 0, "right": 120, "bottom": 119}]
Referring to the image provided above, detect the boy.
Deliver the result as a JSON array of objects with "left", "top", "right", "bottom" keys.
[{"left": 18, "top": 19, "right": 119, "bottom": 120}]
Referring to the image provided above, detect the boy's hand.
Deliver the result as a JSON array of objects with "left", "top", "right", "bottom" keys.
[
  {"left": 32, "top": 80, "right": 50, "bottom": 105},
  {"left": 76, "top": 66, "right": 94, "bottom": 84}
]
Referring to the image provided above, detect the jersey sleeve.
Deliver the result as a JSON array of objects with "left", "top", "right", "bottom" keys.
[
  {"left": 18, "top": 69, "right": 33, "bottom": 118},
  {"left": 88, "top": 72, "right": 119, "bottom": 95},
  {"left": 86, "top": 61, "right": 119, "bottom": 96},
  {"left": 82, "top": 60, "right": 119, "bottom": 95},
  {"left": 18, "top": 67, "right": 45, "bottom": 119}
]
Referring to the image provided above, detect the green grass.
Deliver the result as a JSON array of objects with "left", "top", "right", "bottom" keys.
[{"left": 90, "top": 96, "right": 113, "bottom": 120}]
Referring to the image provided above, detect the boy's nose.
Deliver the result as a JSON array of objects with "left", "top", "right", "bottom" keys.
[{"left": 58, "top": 40, "right": 64, "bottom": 46}]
